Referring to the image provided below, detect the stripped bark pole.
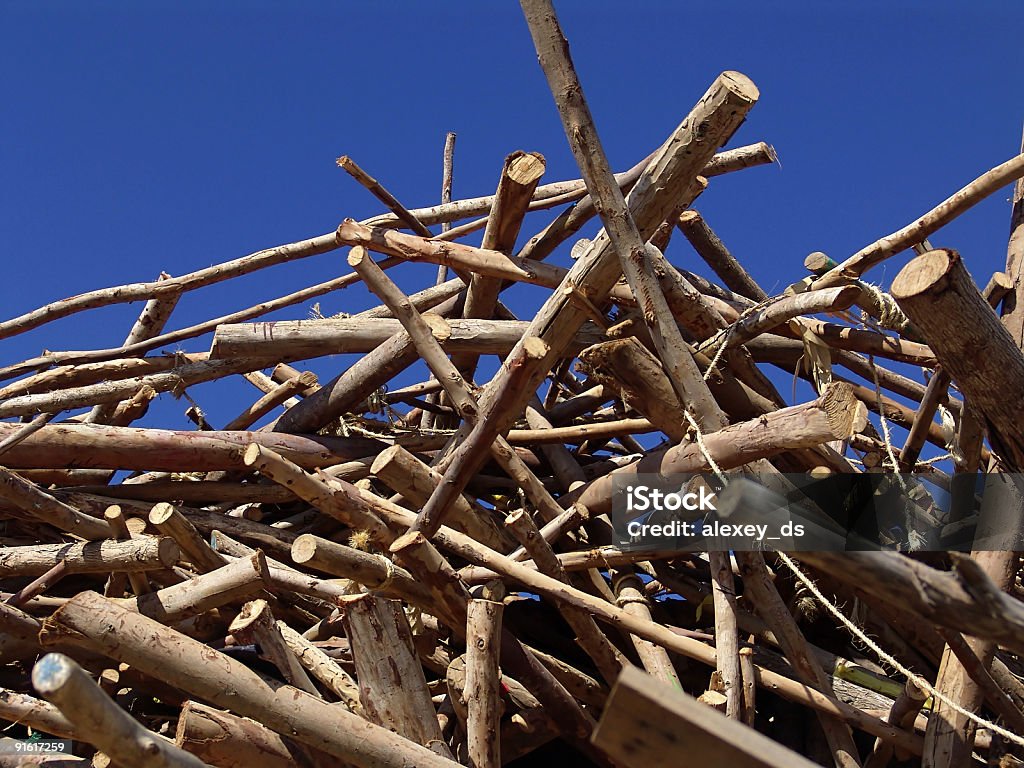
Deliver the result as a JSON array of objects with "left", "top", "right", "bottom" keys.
[
  {"left": 891, "top": 248, "right": 1024, "bottom": 469},
  {"left": 341, "top": 593, "right": 454, "bottom": 759},
  {"left": 707, "top": 551, "right": 741, "bottom": 720},
  {"left": 0, "top": 538, "right": 179, "bottom": 579},
  {"left": 174, "top": 701, "right": 297, "bottom": 768},
  {"left": 40, "top": 592, "right": 462, "bottom": 768},
  {"left": 31, "top": 653, "right": 211, "bottom": 768},
  {"left": 0, "top": 467, "right": 111, "bottom": 540},
  {"left": 465, "top": 599, "right": 504, "bottom": 768},
  {"left": 229, "top": 599, "right": 320, "bottom": 697},
  {"left": 149, "top": 502, "right": 226, "bottom": 574}
]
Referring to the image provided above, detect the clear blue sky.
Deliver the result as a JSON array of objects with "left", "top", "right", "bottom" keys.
[{"left": 2, "top": 1, "right": 1023, "bottom": 432}]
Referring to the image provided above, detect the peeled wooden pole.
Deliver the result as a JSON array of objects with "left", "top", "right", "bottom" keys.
[
  {"left": 0, "top": 537, "right": 179, "bottom": 579},
  {"left": 40, "top": 592, "right": 461, "bottom": 768},
  {"left": 575, "top": 382, "right": 867, "bottom": 514},
  {"left": 341, "top": 594, "right": 453, "bottom": 759},
  {"left": 891, "top": 248, "right": 1024, "bottom": 469},
  {"left": 707, "top": 551, "right": 741, "bottom": 719},
  {"left": 31, "top": 653, "right": 211, "bottom": 768},
  {"left": 149, "top": 502, "right": 226, "bottom": 574},
  {"left": 174, "top": 701, "right": 296, "bottom": 768},
  {"left": 0, "top": 467, "right": 111, "bottom": 540},
  {"left": 464, "top": 599, "right": 504, "bottom": 768},
  {"left": 229, "top": 600, "right": 319, "bottom": 697}
]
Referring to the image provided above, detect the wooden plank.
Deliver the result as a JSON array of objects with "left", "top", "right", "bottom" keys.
[{"left": 593, "top": 666, "right": 821, "bottom": 768}]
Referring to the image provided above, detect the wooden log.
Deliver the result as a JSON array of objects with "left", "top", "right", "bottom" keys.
[
  {"left": 465, "top": 599, "right": 504, "bottom": 768},
  {"left": 341, "top": 594, "right": 453, "bottom": 758},
  {"left": 738, "top": 647, "right": 757, "bottom": 727},
  {"left": 271, "top": 330, "right": 418, "bottom": 434},
  {"left": 122, "top": 552, "right": 269, "bottom": 624},
  {"left": 149, "top": 502, "right": 226, "bottom": 574},
  {"left": 676, "top": 210, "right": 768, "bottom": 302},
  {"left": 210, "top": 316, "right": 606, "bottom": 361},
  {"left": 454, "top": 150, "right": 546, "bottom": 384},
  {"left": 593, "top": 665, "right": 821, "bottom": 768},
  {"left": 610, "top": 570, "right": 680, "bottom": 687},
  {"left": 222, "top": 371, "right": 317, "bottom": 431},
  {"left": 0, "top": 423, "right": 384, "bottom": 473},
  {"left": 242, "top": 443, "right": 391, "bottom": 543},
  {"left": 40, "top": 592, "right": 461, "bottom": 767},
  {"left": 0, "top": 467, "right": 111, "bottom": 540},
  {"left": 290, "top": 534, "right": 433, "bottom": 606},
  {"left": 0, "top": 358, "right": 274, "bottom": 419},
  {"left": 275, "top": 620, "right": 361, "bottom": 712},
  {"left": 574, "top": 382, "right": 867, "bottom": 515},
  {"left": 370, "top": 445, "right": 510, "bottom": 551},
  {"left": 707, "top": 551, "right": 741, "bottom": 719},
  {"left": 0, "top": 689, "right": 76, "bottom": 740},
  {"left": 31, "top": 653, "right": 210, "bottom": 768},
  {"left": 0, "top": 537, "right": 178, "bottom": 579},
  {"left": 174, "top": 701, "right": 296, "bottom": 768},
  {"left": 229, "top": 600, "right": 319, "bottom": 696},
  {"left": 891, "top": 248, "right": 1024, "bottom": 469},
  {"left": 796, "top": 550, "right": 1024, "bottom": 656}
]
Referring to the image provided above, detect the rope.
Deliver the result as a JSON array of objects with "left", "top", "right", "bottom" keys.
[
  {"left": 373, "top": 554, "right": 397, "bottom": 592},
  {"left": 862, "top": 283, "right": 910, "bottom": 334},
  {"left": 777, "top": 551, "right": 1024, "bottom": 747},
  {"left": 683, "top": 410, "right": 726, "bottom": 481}
]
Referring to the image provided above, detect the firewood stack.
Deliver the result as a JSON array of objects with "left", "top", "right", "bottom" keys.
[{"left": 3, "top": 3, "right": 1024, "bottom": 766}]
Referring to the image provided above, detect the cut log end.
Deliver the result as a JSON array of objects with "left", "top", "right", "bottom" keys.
[
  {"left": 820, "top": 381, "right": 868, "bottom": 438},
  {"left": 30, "top": 653, "right": 75, "bottom": 697},
  {"left": 521, "top": 336, "right": 550, "bottom": 360},
  {"left": 369, "top": 444, "right": 403, "bottom": 475},
  {"left": 347, "top": 246, "right": 369, "bottom": 268},
  {"left": 242, "top": 442, "right": 263, "bottom": 467},
  {"left": 891, "top": 249, "right": 959, "bottom": 300},
  {"left": 507, "top": 151, "right": 547, "bottom": 185},
  {"left": 148, "top": 502, "right": 176, "bottom": 526},
  {"left": 422, "top": 312, "right": 452, "bottom": 342},
  {"left": 719, "top": 70, "right": 760, "bottom": 102},
  {"left": 290, "top": 534, "right": 319, "bottom": 564}
]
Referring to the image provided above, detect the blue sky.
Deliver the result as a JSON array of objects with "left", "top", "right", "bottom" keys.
[{"left": 2, "top": 1, "right": 1023, "bottom": 434}]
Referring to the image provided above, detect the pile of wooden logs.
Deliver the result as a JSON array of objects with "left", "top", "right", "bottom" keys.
[{"left": 4, "top": 2, "right": 1024, "bottom": 766}]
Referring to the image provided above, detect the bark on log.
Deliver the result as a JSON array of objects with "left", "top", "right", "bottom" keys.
[
  {"left": 31, "top": 653, "right": 211, "bottom": 768},
  {"left": 40, "top": 592, "right": 461, "bottom": 768},
  {"left": 174, "top": 701, "right": 296, "bottom": 768},
  {"left": 891, "top": 248, "right": 1024, "bottom": 469},
  {"left": 464, "top": 599, "right": 504, "bottom": 768},
  {"left": 341, "top": 594, "right": 453, "bottom": 758},
  {"left": 0, "top": 538, "right": 179, "bottom": 579}
]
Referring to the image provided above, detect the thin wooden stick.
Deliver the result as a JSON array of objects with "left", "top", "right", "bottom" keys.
[{"left": 813, "top": 151, "right": 1024, "bottom": 287}]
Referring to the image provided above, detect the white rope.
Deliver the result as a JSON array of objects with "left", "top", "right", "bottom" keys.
[
  {"left": 683, "top": 410, "right": 726, "bottom": 482},
  {"left": 777, "top": 551, "right": 1024, "bottom": 747},
  {"left": 863, "top": 283, "right": 910, "bottom": 334}
]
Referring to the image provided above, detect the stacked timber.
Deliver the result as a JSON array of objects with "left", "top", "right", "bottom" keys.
[{"left": 2, "top": 3, "right": 1024, "bottom": 766}]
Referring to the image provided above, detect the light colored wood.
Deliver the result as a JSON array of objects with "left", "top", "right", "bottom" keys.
[
  {"left": 210, "top": 316, "right": 606, "bottom": 362},
  {"left": 677, "top": 210, "right": 768, "bottom": 301},
  {"left": 465, "top": 599, "right": 504, "bottom": 768},
  {"left": 0, "top": 467, "right": 111, "bottom": 540},
  {"left": 174, "top": 701, "right": 296, "bottom": 768},
  {"left": 123, "top": 552, "right": 269, "bottom": 624},
  {"left": 0, "top": 537, "right": 179, "bottom": 579},
  {"left": 149, "top": 502, "right": 226, "bottom": 574},
  {"left": 592, "top": 665, "right": 823, "bottom": 768},
  {"left": 229, "top": 599, "right": 320, "bottom": 696},
  {"left": 341, "top": 593, "right": 453, "bottom": 758},
  {"left": 0, "top": 423, "right": 384, "bottom": 473},
  {"left": 892, "top": 248, "right": 1024, "bottom": 469},
  {"left": 707, "top": 551, "right": 741, "bottom": 720},
  {"left": 222, "top": 371, "right": 317, "bottom": 431},
  {"left": 815, "top": 151, "right": 1024, "bottom": 287},
  {"left": 575, "top": 382, "right": 867, "bottom": 515},
  {"left": 31, "top": 653, "right": 211, "bottom": 768},
  {"left": 41, "top": 592, "right": 462, "bottom": 768}
]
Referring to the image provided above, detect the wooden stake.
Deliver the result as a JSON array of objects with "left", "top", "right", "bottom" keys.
[{"left": 465, "top": 599, "right": 504, "bottom": 768}]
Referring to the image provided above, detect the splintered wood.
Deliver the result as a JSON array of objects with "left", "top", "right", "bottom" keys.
[{"left": 4, "top": 4, "right": 1024, "bottom": 766}]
